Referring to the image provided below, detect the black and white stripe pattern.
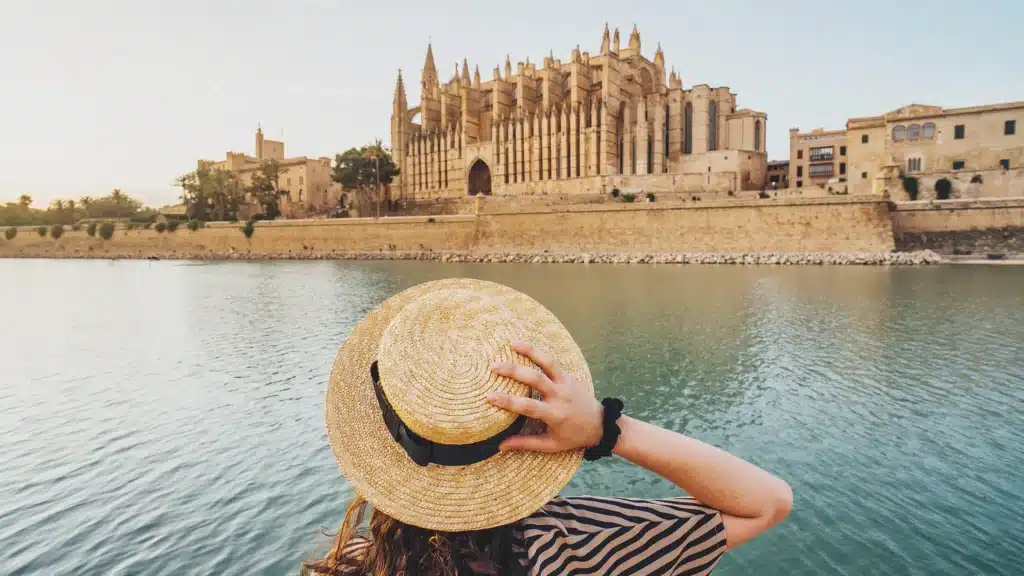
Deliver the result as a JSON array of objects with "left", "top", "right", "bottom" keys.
[
  {"left": 518, "top": 496, "right": 727, "bottom": 575},
  {"left": 325, "top": 496, "right": 726, "bottom": 575}
]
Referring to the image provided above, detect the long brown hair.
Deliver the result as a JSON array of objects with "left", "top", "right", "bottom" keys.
[{"left": 302, "top": 496, "right": 526, "bottom": 576}]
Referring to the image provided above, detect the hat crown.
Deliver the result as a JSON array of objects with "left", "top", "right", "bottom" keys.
[{"left": 377, "top": 288, "right": 534, "bottom": 445}]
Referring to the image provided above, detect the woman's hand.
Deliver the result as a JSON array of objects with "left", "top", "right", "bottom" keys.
[{"left": 487, "top": 341, "right": 604, "bottom": 452}]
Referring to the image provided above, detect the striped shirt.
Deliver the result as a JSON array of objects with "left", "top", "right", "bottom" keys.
[{"left": 333, "top": 496, "right": 727, "bottom": 575}]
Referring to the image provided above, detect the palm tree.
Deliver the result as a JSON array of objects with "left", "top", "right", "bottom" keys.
[
  {"left": 50, "top": 200, "right": 65, "bottom": 226},
  {"left": 17, "top": 194, "right": 32, "bottom": 208},
  {"left": 111, "top": 189, "right": 126, "bottom": 218},
  {"left": 79, "top": 196, "right": 93, "bottom": 218},
  {"left": 66, "top": 199, "right": 76, "bottom": 225}
]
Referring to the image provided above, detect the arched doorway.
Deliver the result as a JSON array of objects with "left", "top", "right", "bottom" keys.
[{"left": 468, "top": 159, "right": 492, "bottom": 195}]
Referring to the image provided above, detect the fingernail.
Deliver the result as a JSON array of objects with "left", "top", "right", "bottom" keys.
[
  {"left": 511, "top": 340, "right": 526, "bottom": 349},
  {"left": 486, "top": 392, "right": 499, "bottom": 402}
]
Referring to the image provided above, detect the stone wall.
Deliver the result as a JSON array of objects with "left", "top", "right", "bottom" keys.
[
  {"left": 1, "top": 197, "right": 897, "bottom": 259},
  {"left": 891, "top": 197, "right": 1024, "bottom": 254},
  {"left": 888, "top": 168, "right": 1024, "bottom": 201}
]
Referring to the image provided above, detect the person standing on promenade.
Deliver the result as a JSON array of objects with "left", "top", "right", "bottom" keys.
[{"left": 306, "top": 278, "right": 792, "bottom": 575}]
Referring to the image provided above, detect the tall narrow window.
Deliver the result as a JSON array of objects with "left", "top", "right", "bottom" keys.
[
  {"left": 754, "top": 120, "right": 762, "bottom": 152},
  {"left": 647, "top": 135, "right": 654, "bottom": 174},
  {"left": 538, "top": 126, "right": 544, "bottom": 180},
  {"left": 556, "top": 140, "right": 561, "bottom": 178},
  {"left": 567, "top": 115, "right": 572, "bottom": 179},
  {"left": 511, "top": 123, "right": 517, "bottom": 183},
  {"left": 575, "top": 108, "right": 581, "bottom": 177},
  {"left": 631, "top": 135, "right": 636, "bottom": 175},
  {"left": 617, "top": 104, "right": 625, "bottom": 174},
  {"left": 1006, "top": 120, "right": 1017, "bottom": 135},
  {"left": 546, "top": 118, "right": 552, "bottom": 180},
  {"left": 683, "top": 102, "right": 693, "bottom": 154},
  {"left": 708, "top": 101, "right": 718, "bottom": 151},
  {"left": 596, "top": 101, "right": 602, "bottom": 175},
  {"left": 664, "top": 105, "right": 670, "bottom": 163}
]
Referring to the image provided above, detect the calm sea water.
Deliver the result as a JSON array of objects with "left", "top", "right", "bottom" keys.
[{"left": 1, "top": 260, "right": 1022, "bottom": 575}]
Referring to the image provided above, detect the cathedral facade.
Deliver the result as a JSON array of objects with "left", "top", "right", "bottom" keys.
[{"left": 391, "top": 25, "right": 767, "bottom": 200}]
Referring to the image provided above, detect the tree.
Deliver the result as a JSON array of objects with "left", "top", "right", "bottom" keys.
[
  {"left": 66, "top": 199, "right": 77, "bottom": 225},
  {"left": 209, "top": 169, "right": 243, "bottom": 221},
  {"left": 247, "top": 160, "right": 286, "bottom": 220},
  {"left": 331, "top": 141, "right": 399, "bottom": 217},
  {"left": 17, "top": 195, "right": 32, "bottom": 208},
  {"left": 111, "top": 189, "right": 125, "bottom": 213},
  {"left": 79, "top": 190, "right": 144, "bottom": 219},
  {"left": 79, "top": 196, "right": 93, "bottom": 216},
  {"left": 50, "top": 200, "right": 66, "bottom": 224}
]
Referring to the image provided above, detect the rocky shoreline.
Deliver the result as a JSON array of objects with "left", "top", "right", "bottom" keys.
[{"left": 2, "top": 248, "right": 947, "bottom": 265}]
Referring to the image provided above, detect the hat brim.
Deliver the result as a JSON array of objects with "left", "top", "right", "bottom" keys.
[{"left": 326, "top": 278, "right": 592, "bottom": 531}]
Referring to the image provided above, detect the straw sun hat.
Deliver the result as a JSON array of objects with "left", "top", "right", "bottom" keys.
[{"left": 326, "top": 278, "right": 592, "bottom": 532}]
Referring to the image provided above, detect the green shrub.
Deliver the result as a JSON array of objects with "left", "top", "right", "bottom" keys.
[
  {"left": 71, "top": 223, "right": 82, "bottom": 232},
  {"left": 36, "top": 226, "right": 48, "bottom": 237},
  {"left": 86, "top": 222, "right": 98, "bottom": 237},
  {"left": 99, "top": 222, "right": 115, "bottom": 240},
  {"left": 154, "top": 222, "right": 167, "bottom": 233},
  {"left": 4, "top": 227, "right": 16, "bottom": 240},
  {"left": 645, "top": 192, "right": 656, "bottom": 202},
  {"left": 50, "top": 224, "right": 64, "bottom": 239},
  {"left": 187, "top": 219, "right": 201, "bottom": 231},
  {"left": 610, "top": 188, "right": 620, "bottom": 198},
  {"left": 125, "top": 222, "right": 137, "bottom": 231},
  {"left": 622, "top": 193, "right": 636, "bottom": 203},
  {"left": 142, "top": 222, "right": 152, "bottom": 229},
  {"left": 902, "top": 176, "right": 919, "bottom": 201},
  {"left": 241, "top": 219, "right": 256, "bottom": 239},
  {"left": 166, "top": 220, "right": 180, "bottom": 232}
]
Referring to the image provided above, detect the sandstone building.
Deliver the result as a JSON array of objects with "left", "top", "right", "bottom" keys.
[
  {"left": 390, "top": 25, "right": 768, "bottom": 201},
  {"left": 198, "top": 127, "right": 341, "bottom": 216},
  {"left": 767, "top": 160, "right": 790, "bottom": 189},
  {"left": 788, "top": 128, "right": 847, "bottom": 190},
  {"left": 790, "top": 101, "right": 1023, "bottom": 200}
]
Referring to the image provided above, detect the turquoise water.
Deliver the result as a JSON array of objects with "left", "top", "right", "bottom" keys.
[{"left": 1, "top": 260, "right": 1022, "bottom": 575}]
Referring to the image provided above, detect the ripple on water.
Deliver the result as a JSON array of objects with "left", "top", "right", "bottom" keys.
[{"left": 0, "top": 260, "right": 1022, "bottom": 576}]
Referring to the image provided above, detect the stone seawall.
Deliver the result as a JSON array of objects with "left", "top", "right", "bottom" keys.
[
  {"left": 891, "top": 198, "right": 1024, "bottom": 254},
  {"left": 1, "top": 196, "right": 897, "bottom": 261}
]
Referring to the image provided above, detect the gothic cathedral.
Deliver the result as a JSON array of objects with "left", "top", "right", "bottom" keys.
[{"left": 391, "top": 25, "right": 768, "bottom": 199}]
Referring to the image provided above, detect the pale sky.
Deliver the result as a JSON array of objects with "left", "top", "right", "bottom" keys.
[{"left": 2, "top": 0, "right": 1021, "bottom": 207}]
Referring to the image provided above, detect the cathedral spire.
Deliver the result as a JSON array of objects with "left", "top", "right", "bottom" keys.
[
  {"left": 612, "top": 28, "right": 620, "bottom": 53},
  {"left": 600, "top": 23, "right": 610, "bottom": 54},
  {"left": 462, "top": 58, "right": 471, "bottom": 84},
  {"left": 628, "top": 24, "right": 641, "bottom": 52},
  {"left": 424, "top": 43, "right": 436, "bottom": 72},
  {"left": 393, "top": 69, "right": 407, "bottom": 106},
  {"left": 654, "top": 43, "right": 664, "bottom": 67},
  {"left": 505, "top": 54, "right": 512, "bottom": 78},
  {"left": 473, "top": 64, "right": 481, "bottom": 88},
  {"left": 422, "top": 43, "right": 438, "bottom": 90}
]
